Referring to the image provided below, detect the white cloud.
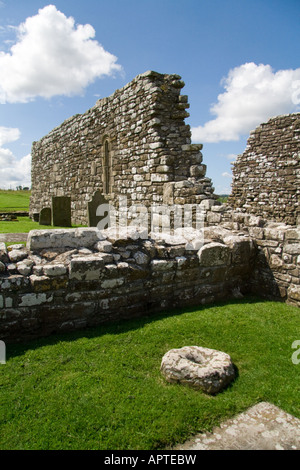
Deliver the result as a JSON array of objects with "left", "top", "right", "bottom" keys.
[
  {"left": 226, "top": 153, "right": 237, "bottom": 162},
  {"left": 222, "top": 171, "right": 232, "bottom": 179},
  {"left": 0, "top": 153, "right": 31, "bottom": 188},
  {"left": 0, "top": 147, "right": 15, "bottom": 167},
  {"left": 0, "top": 126, "right": 20, "bottom": 146},
  {"left": 192, "top": 62, "right": 300, "bottom": 143},
  {"left": 0, "top": 127, "right": 31, "bottom": 188},
  {"left": 0, "top": 4, "right": 122, "bottom": 103}
]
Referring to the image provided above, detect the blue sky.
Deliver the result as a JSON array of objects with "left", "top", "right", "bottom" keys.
[{"left": 0, "top": 0, "right": 299, "bottom": 193}]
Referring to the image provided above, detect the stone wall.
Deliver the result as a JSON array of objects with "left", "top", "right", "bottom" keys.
[
  {"left": 0, "top": 226, "right": 256, "bottom": 343},
  {"left": 30, "top": 71, "right": 216, "bottom": 226},
  {"left": 4, "top": 79, "right": 300, "bottom": 345},
  {"left": 228, "top": 113, "right": 300, "bottom": 225},
  {"left": 1, "top": 217, "right": 299, "bottom": 344},
  {"left": 203, "top": 205, "right": 300, "bottom": 306}
]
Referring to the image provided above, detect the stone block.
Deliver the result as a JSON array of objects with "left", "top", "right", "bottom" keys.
[
  {"left": 190, "top": 165, "right": 206, "bottom": 177},
  {"left": 0, "top": 243, "right": 8, "bottom": 263},
  {"left": 287, "top": 285, "right": 300, "bottom": 302},
  {"left": 133, "top": 251, "right": 150, "bottom": 265},
  {"left": 101, "top": 278, "right": 124, "bottom": 289},
  {"left": 269, "top": 254, "right": 284, "bottom": 269},
  {"left": 94, "top": 240, "right": 113, "bottom": 253},
  {"left": 8, "top": 249, "right": 28, "bottom": 263},
  {"left": 223, "top": 235, "right": 254, "bottom": 265},
  {"left": 264, "top": 226, "right": 286, "bottom": 241},
  {"left": 207, "top": 212, "right": 222, "bottom": 224},
  {"left": 29, "top": 274, "right": 68, "bottom": 292},
  {"left": 17, "top": 260, "right": 33, "bottom": 276},
  {"left": 248, "top": 226, "right": 264, "bottom": 240},
  {"left": 69, "top": 256, "right": 106, "bottom": 281},
  {"left": 283, "top": 243, "right": 300, "bottom": 255},
  {"left": 27, "top": 227, "right": 105, "bottom": 250},
  {"left": 151, "top": 259, "right": 176, "bottom": 271},
  {"left": 199, "top": 199, "right": 216, "bottom": 210},
  {"left": 286, "top": 228, "right": 300, "bottom": 240},
  {"left": 198, "top": 242, "right": 231, "bottom": 267},
  {"left": 0, "top": 275, "right": 30, "bottom": 291},
  {"left": 19, "top": 293, "right": 53, "bottom": 307},
  {"left": 43, "top": 264, "right": 67, "bottom": 277}
]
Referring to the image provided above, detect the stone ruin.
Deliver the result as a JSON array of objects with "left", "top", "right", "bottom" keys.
[
  {"left": 29, "top": 71, "right": 217, "bottom": 227},
  {"left": 228, "top": 113, "right": 300, "bottom": 226},
  {"left": 0, "top": 72, "right": 299, "bottom": 344},
  {"left": 0, "top": 216, "right": 299, "bottom": 343}
]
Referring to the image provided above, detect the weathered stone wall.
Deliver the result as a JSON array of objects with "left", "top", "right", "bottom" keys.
[
  {"left": 30, "top": 71, "right": 216, "bottom": 226},
  {"left": 228, "top": 113, "right": 300, "bottom": 225},
  {"left": 5, "top": 79, "right": 300, "bottom": 345},
  {"left": 203, "top": 205, "right": 300, "bottom": 306},
  {"left": 1, "top": 215, "right": 299, "bottom": 343},
  {"left": 0, "top": 227, "right": 255, "bottom": 343}
]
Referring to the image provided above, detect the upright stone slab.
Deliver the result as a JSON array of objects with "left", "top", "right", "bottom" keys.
[
  {"left": 52, "top": 196, "right": 71, "bottom": 227},
  {"left": 39, "top": 207, "right": 51, "bottom": 225},
  {"left": 88, "top": 191, "right": 108, "bottom": 227}
]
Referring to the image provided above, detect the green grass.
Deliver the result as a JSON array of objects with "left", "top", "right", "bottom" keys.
[
  {"left": 0, "top": 297, "right": 299, "bottom": 450},
  {"left": 0, "top": 191, "right": 85, "bottom": 242},
  {"left": 0, "top": 190, "right": 31, "bottom": 212},
  {"left": 217, "top": 194, "right": 229, "bottom": 204},
  {"left": 0, "top": 217, "right": 84, "bottom": 235}
]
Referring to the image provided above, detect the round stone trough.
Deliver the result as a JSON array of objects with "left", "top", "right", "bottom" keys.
[{"left": 160, "top": 346, "right": 236, "bottom": 394}]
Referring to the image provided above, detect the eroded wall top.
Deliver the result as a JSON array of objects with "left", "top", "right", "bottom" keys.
[{"left": 228, "top": 113, "right": 300, "bottom": 225}]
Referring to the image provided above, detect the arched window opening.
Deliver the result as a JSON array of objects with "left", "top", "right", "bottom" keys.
[{"left": 103, "top": 139, "right": 111, "bottom": 194}]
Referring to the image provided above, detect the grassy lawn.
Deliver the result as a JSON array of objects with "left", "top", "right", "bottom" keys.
[
  {"left": 0, "top": 217, "right": 84, "bottom": 234},
  {"left": 0, "top": 297, "right": 299, "bottom": 450},
  {"left": 0, "top": 191, "right": 85, "bottom": 241},
  {"left": 0, "top": 190, "right": 31, "bottom": 212}
]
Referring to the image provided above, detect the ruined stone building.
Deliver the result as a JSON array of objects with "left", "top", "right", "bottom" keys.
[
  {"left": 2, "top": 74, "right": 300, "bottom": 343},
  {"left": 228, "top": 113, "right": 300, "bottom": 226},
  {"left": 30, "top": 71, "right": 216, "bottom": 226}
]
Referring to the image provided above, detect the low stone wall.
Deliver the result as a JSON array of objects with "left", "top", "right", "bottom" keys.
[
  {"left": 1, "top": 218, "right": 299, "bottom": 344},
  {"left": 0, "top": 227, "right": 255, "bottom": 343},
  {"left": 204, "top": 205, "right": 300, "bottom": 306}
]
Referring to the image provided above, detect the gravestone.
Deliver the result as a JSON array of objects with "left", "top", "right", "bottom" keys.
[
  {"left": 88, "top": 191, "right": 108, "bottom": 227},
  {"left": 39, "top": 207, "right": 51, "bottom": 225},
  {"left": 0, "top": 340, "right": 6, "bottom": 364},
  {"left": 52, "top": 196, "right": 71, "bottom": 227}
]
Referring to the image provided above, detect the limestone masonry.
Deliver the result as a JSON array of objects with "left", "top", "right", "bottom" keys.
[
  {"left": 228, "top": 113, "right": 300, "bottom": 226},
  {"left": 30, "top": 71, "right": 216, "bottom": 226},
  {"left": 1, "top": 72, "right": 299, "bottom": 343},
  {"left": 0, "top": 214, "right": 299, "bottom": 343}
]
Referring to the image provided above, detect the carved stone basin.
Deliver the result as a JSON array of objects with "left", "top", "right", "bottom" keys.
[{"left": 160, "top": 346, "right": 236, "bottom": 394}]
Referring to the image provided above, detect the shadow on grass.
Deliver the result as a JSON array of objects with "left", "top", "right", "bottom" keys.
[{"left": 6, "top": 294, "right": 268, "bottom": 360}]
